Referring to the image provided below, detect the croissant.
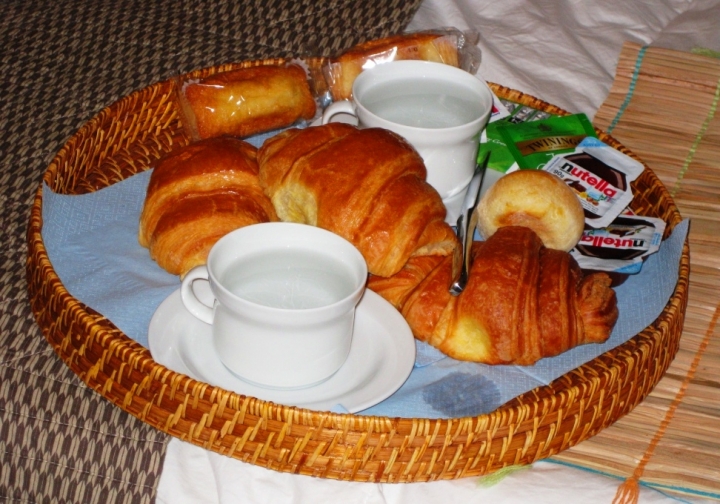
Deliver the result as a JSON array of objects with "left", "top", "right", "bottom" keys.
[
  {"left": 257, "top": 124, "right": 618, "bottom": 365},
  {"left": 183, "top": 64, "right": 317, "bottom": 140},
  {"left": 139, "top": 136, "right": 278, "bottom": 277},
  {"left": 257, "top": 122, "right": 460, "bottom": 278},
  {"left": 369, "top": 226, "right": 618, "bottom": 365}
]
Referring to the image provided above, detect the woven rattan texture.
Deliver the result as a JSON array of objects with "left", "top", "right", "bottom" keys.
[
  {"left": 24, "top": 49, "right": 689, "bottom": 488},
  {"left": 0, "top": 1, "right": 422, "bottom": 502}
]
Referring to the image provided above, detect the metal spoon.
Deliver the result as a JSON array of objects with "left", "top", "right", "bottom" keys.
[{"left": 449, "top": 152, "right": 490, "bottom": 296}]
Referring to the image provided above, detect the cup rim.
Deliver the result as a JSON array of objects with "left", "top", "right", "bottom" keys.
[
  {"left": 206, "top": 222, "right": 368, "bottom": 315},
  {"left": 351, "top": 60, "right": 494, "bottom": 134}
]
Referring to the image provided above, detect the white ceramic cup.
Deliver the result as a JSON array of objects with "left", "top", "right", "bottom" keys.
[
  {"left": 322, "top": 60, "right": 494, "bottom": 224},
  {"left": 180, "top": 222, "right": 368, "bottom": 389}
]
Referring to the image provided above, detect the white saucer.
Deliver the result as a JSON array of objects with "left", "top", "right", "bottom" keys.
[{"left": 148, "top": 287, "right": 416, "bottom": 413}]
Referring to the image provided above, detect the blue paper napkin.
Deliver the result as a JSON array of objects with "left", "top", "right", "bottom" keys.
[{"left": 41, "top": 168, "right": 688, "bottom": 418}]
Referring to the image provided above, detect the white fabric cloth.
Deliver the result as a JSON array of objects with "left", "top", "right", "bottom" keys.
[
  {"left": 157, "top": 439, "right": 710, "bottom": 504},
  {"left": 409, "top": 0, "right": 720, "bottom": 118},
  {"left": 156, "top": 0, "right": 720, "bottom": 502}
]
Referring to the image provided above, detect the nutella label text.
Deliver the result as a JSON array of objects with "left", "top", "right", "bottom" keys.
[{"left": 558, "top": 161, "right": 618, "bottom": 198}]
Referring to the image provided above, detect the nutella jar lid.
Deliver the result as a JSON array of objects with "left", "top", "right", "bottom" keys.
[
  {"left": 570, "top": 211, "right": 666, "bottom": 275},
  {"left": 543, "top": 137, "right": 645, "bottom": 228}
]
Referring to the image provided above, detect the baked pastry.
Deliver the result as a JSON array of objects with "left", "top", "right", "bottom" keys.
[
  {"left": 476, "top": 169, "right": 585, "bottom": 251},
  {"left": 257, "top": 122, "right": 461, "bottom": 278},
  {"left": 369, "top": 226, "right": 618, "bottom": 365},
  {"left": 183, "top": 64, "right": 317, "bottom": 140},
  {"left": 257, "top": 123, "right": 617, "bottom": 365},
  {"left": 139, "top": 136, "right": 277, "bottom": 277},
  {"left": 325, "top": 31, "right": 460, "bottom": 101}
]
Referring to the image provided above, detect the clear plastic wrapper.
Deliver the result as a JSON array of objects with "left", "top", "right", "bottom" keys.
[
  {"left": 175, "top": 62, "right": 319, "bottom": 141},
  {"left": 171, "top": 28, "right": 482, "bottom": 142},
  {"left": 323, "top": 28, "right": 483, "bottom": 102}
]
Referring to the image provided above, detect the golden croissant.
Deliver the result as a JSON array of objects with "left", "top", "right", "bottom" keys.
[
  {"left": 257, "top": 123, "right": 618, "bottom": 365},
  {"left": 370, "top": 226, "right": 618, "bottom": 365},
  {"left": 257, "top": 122, "right": 461, "bottom": 278},
  {"left": 139, "top": 136, "right": 277, "bottom": 277}
]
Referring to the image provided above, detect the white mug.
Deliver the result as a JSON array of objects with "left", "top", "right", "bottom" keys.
[
  {"left": 322, "top": 60, "right": 494, "bottom": 224},
  {"left": 181, "top": 222, "right": 368, "bottom": 389}
]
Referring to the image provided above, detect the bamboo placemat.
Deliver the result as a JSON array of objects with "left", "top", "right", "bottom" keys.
[{"left": 551, "top": 42, "right": 720, "bottom": 502}]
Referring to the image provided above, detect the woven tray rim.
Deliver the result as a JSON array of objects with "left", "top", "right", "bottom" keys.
[{"left": 25, "top": 58, "right": 690, "bottom": 482}]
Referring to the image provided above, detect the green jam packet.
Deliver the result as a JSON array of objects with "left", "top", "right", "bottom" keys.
[{"left": 495, "top": 113, "right": 597, "bottom": 169}]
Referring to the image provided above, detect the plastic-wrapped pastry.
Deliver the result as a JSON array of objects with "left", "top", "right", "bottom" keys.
[
  {"left": 324, "top": 30, "right": 462, "bottom": 101},
  {"left": 183, "top": 64, "right": 317, "bottom": 140},
  {"left": 139, "top": 136, "right": 277, "bottom": 277}
]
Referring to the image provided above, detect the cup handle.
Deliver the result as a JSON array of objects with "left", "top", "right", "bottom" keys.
[
  {"left": 180, "top": 265, "right": 214, "bottom": 325},
  {"left": 321, "top": 100, "right": 357, "bottom": 125}
]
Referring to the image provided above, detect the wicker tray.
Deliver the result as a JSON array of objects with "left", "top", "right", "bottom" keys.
[{"left": 26, "top": 58, "right": 689, "bottom": 482}]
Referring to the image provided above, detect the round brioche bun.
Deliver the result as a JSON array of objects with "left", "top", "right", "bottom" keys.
[{"left": 476, "top": 169, "right": 585, "bottom": 251}]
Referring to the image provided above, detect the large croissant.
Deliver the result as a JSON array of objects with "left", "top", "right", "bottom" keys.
[
  {"left": 257, "top": 123, "right": 618, "bottom": 365},
  {"left": 257, "top": 122, "right": 461, "bottom": 278},
  {"left": 370, "top": 226, "right": 618, "bottom": 365},
  {"left": 139, "top": 136, "right": 278, "bottom": 276}
]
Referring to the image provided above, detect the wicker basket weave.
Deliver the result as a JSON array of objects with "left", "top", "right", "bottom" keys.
[{"left": 26, "top": 58, "right": 689, "bottom": 482}]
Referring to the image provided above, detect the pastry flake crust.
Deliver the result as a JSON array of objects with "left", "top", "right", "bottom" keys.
[
  {"left": 257, "top": 122, "right": 460, "bottom": 279},
  {"left": 370, "top": 226, "right": 618, "bottom": 365},
  {"left": 139, "top": 136, "right": 277, "bottom": 277}
]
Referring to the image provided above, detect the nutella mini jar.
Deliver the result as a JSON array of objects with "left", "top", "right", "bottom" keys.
[
  {"left": 543, "top": 137, "right": 645, "bottom": 228},
  {"left": 570, "top": 212, "right": 666, "bottom": 285},
  {"left": 542, "top": 137, "right": 665, "bottom": 285}
]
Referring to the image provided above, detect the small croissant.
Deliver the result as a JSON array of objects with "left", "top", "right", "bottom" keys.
[{"left": 139, "top": 136, "right": 277, "bottom": 277}]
